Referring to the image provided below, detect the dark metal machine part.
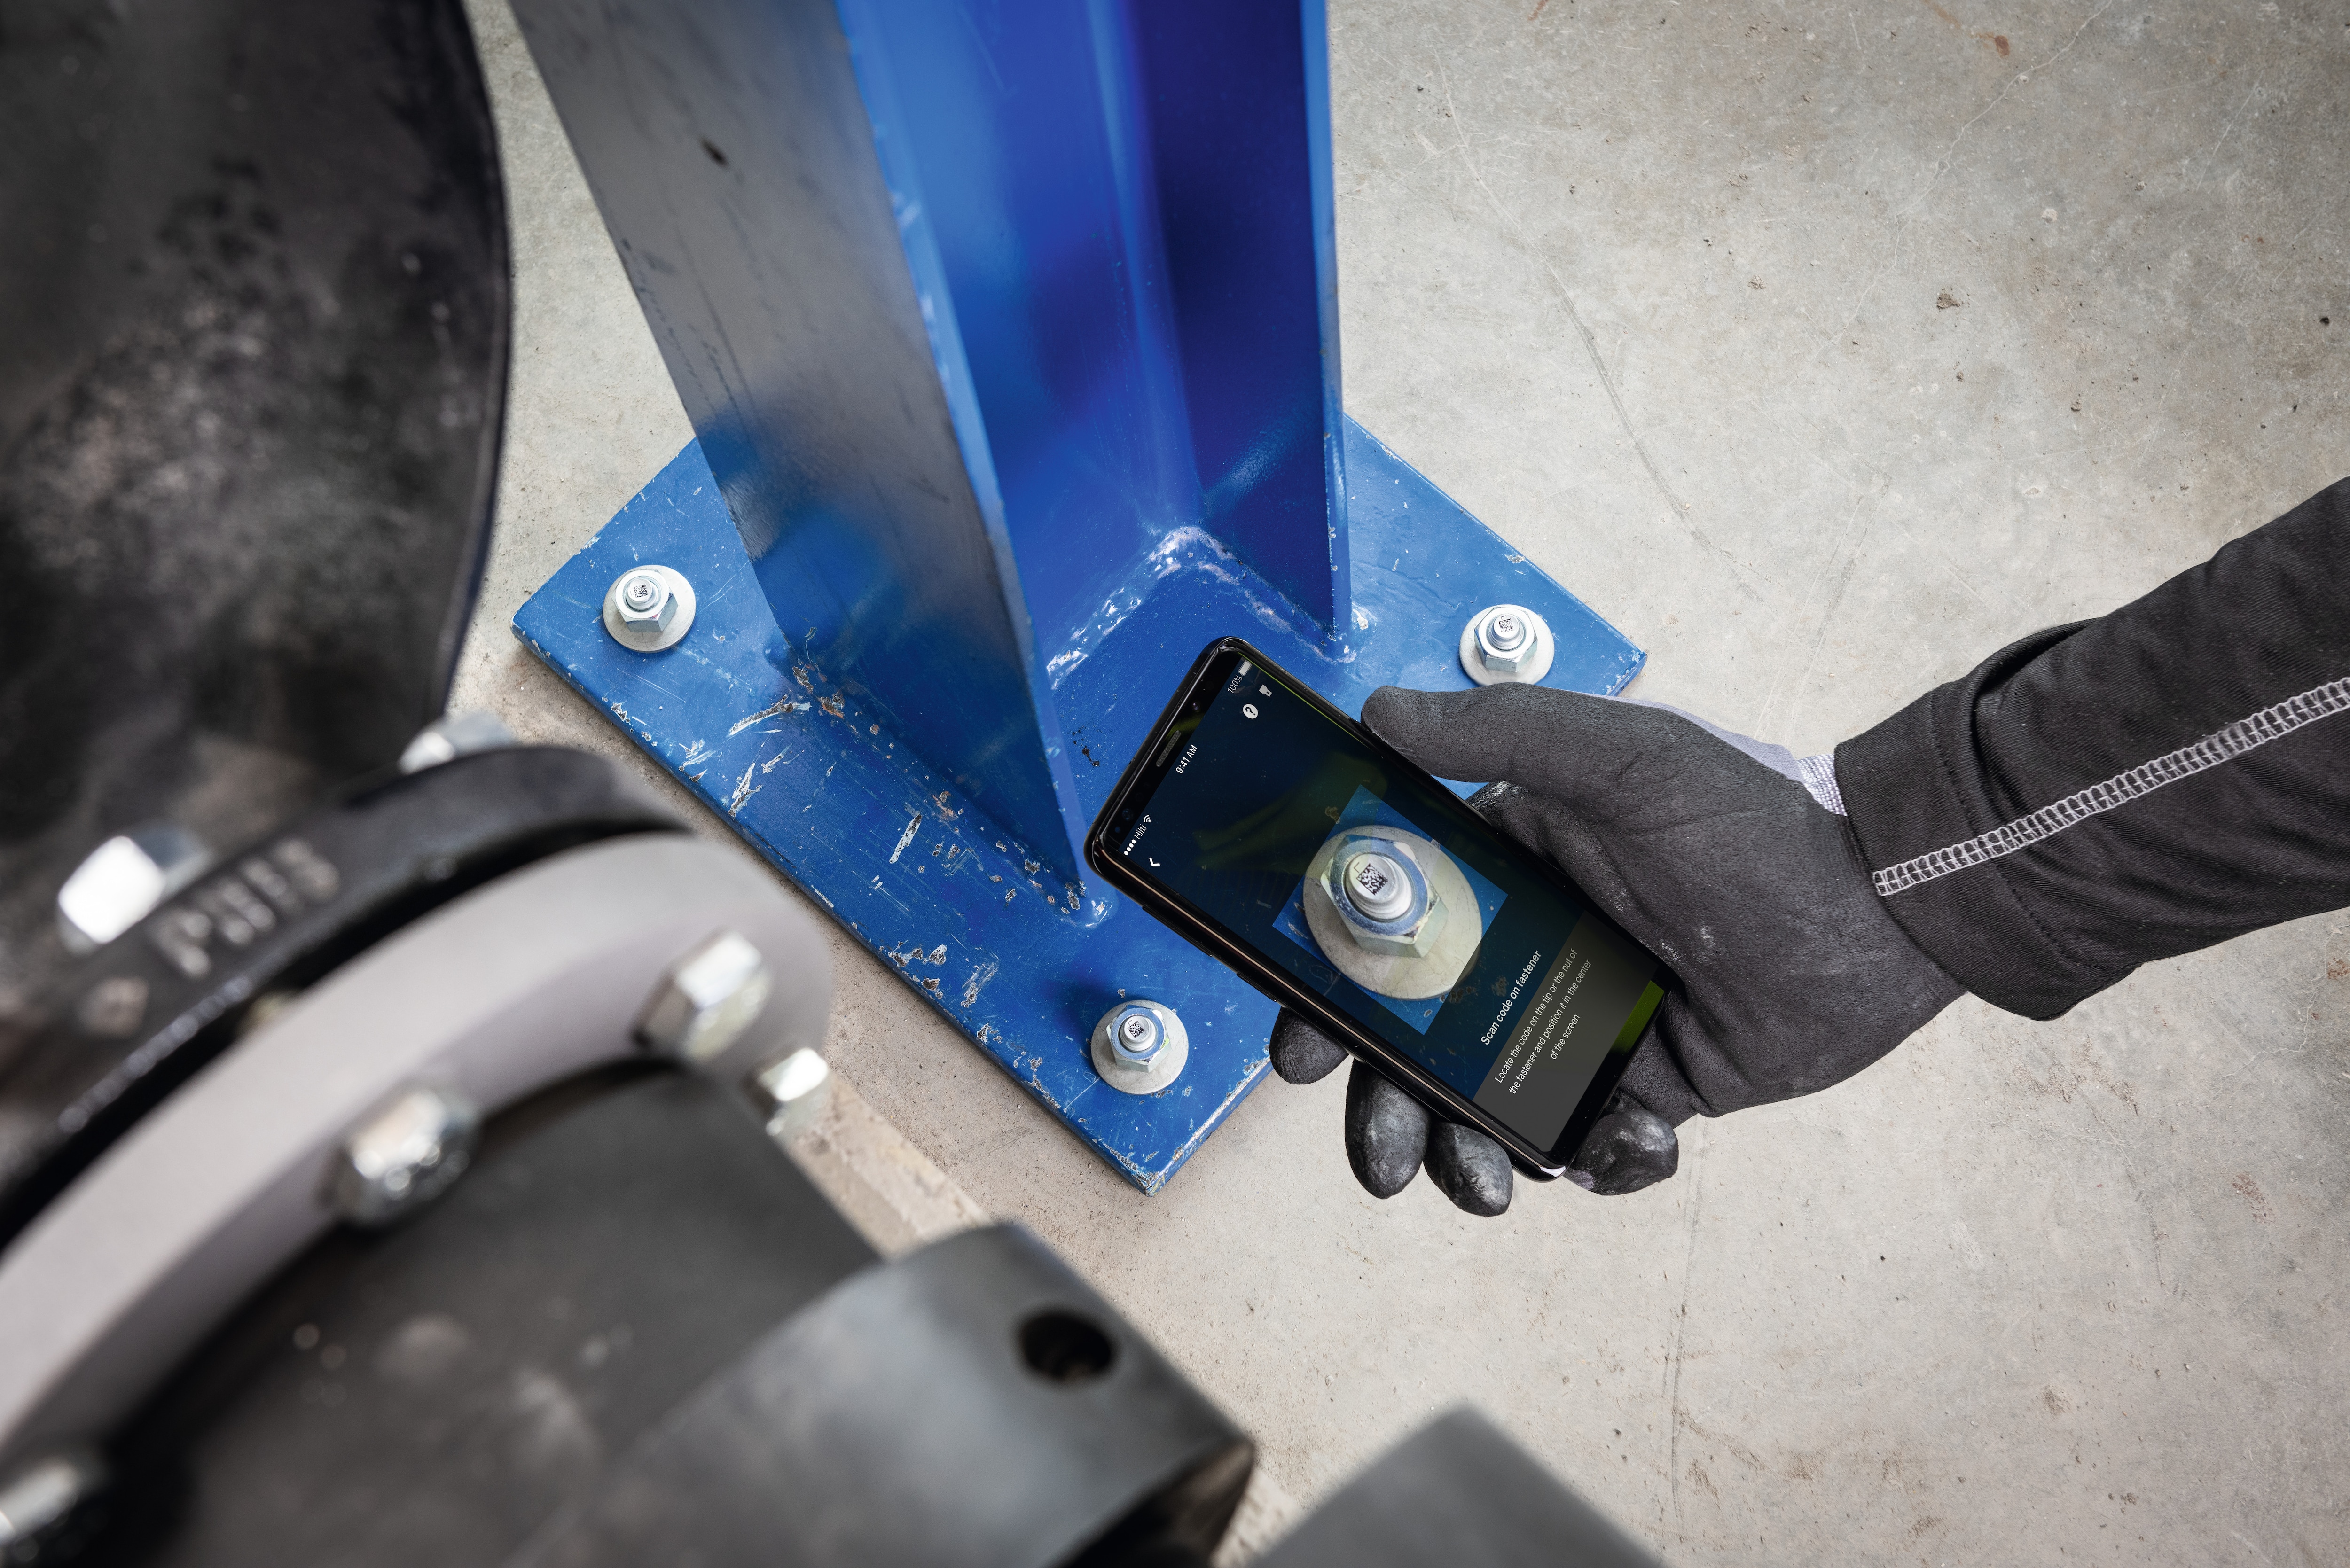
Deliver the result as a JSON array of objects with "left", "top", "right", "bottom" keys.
[
  {"left": 1254, "top": 1409, "right": 1661, "bottom": 1568},
  {"left": 92, "top": 1067, "right": 878, "bottom": 1568},
  {"left": 0, "top": 0, "right": 510, "bottom": 1000},
  {"left": 513, "top": 1225, "right": 1252, "bottom": 1568},
  {"left": 0, "top": 748, "right": 676, "bottom": 1248},
  {"left": 82, "top": 1073, "right": 1252, "bottom": 1568}
]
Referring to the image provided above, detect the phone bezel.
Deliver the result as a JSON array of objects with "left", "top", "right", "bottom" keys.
[{"left": 1085, "top": 636, "right": 1661, "bottom": 1179}]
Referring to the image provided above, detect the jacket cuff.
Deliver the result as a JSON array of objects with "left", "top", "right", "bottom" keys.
[{"left": 1833, "top": 626, "right": 2129, "bottom": 1021}]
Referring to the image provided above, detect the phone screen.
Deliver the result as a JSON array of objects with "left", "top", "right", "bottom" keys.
[{"left": 1104, "top": 647, "right": 1666, "bottom": 1158}]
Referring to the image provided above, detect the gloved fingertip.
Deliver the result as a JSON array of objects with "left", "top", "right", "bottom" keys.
[
  {"left": 1618, "top": 1030, "right": 1706, "bottom": 1128},
  {"left": 1567, "top": 1098, "right": 1680, "bottom": 1197},
  {"left": 1268, "top": 1008, "right": 1349, "bottom": 1085},
  {"left": 1360, "top": 686, "right": 1482, "bottom": 772},
  {"left": 1425, "top": 1121, "right": 1512, "bottom": 1217},
  {"left": 1343, "top": 1062, "right": 1428, "bottom": 1199},
  {"left": 1359, "top": 685, "right": 1451, "bottom": 728}
]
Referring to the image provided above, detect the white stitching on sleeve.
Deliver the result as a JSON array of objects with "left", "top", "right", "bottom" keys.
[{"left": 1873, "top": 676, "right": 2350, "bottom": 897}]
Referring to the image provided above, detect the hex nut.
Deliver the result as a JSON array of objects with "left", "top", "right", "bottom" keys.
[
  {"left": 616, "top": 570, "right": 674, "bottom": 632},
  {"left": 56, "top": 825, "right": 209, "bottom": 952},
  {"left": 1301, "top": 826, "right": 1485, "bottom": 1000},
  {"left": 1090, "top": 999, "right": 1188, "bottom": 1094},
  {"left": 0, "top": 1452, "right": 102, "bottom": 1554},
  {"left": 601, "top": 564, "right": 697, "bottom": 652},
  {"left": 636, "top": 930, "right": 774, "bottom": 1064},
  {"left": 1459, "top": 604, "right": 1555, "bottom": 686},
  {"left": 1474, "top": 611, "right": 1533, "bottom": 674},
  {"left": 329, "top": 1086, "right": 479, "bottom": 1228},
  {"left": 747, "top": 1047, "right": 832, "bottom": 1140},
  {"left": 399, "top": 710, "right": 516, "bottom": 774},
  {"left": 1323, "top": 835, "right": 1446, "bottom": 960}
]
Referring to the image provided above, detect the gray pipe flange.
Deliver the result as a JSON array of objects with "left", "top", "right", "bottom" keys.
[
  {"left": 1089, "top": 999, "right": 1188, "bottom": 1094},
  {"left": 0, "top": 835, "right": 831, "bottom": 1471}
]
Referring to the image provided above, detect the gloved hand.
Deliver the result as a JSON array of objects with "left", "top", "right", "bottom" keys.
[{"left": 1268, "top": 683, "right": 1965, "bottom": 1213}]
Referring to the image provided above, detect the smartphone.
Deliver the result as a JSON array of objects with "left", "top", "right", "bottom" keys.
[{"left": 1086, "top": 638, "right": 1669, "bottom": 1178}]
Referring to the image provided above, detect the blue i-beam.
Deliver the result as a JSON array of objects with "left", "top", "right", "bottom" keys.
[{"left": 509, "top": 0, "right": 1642, "bottom": 1190}]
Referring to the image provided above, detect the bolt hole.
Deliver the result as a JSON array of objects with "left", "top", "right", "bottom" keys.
[{"left": 1018, "top": 1310, "right": 1116, "bottom": 1384}]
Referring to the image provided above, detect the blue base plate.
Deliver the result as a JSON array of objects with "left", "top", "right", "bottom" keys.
[{"left": 514, "top": 417, "right": 1642, "bottom": 1191}]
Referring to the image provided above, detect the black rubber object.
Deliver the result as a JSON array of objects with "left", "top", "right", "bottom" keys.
[
  {"left": 0, "top": 0, "right": 510, "bottom": 1000},
  {"left": 90, "top": 1066, "right": 878, "bottom": 1568},
  {"left": 515, "top": 1225, "right": 1254, "bottom": 1568}
]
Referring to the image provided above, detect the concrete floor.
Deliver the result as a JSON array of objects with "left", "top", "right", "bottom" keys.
[{"left": 453, "top": 3, "right": 2349, "bottom": 1563}]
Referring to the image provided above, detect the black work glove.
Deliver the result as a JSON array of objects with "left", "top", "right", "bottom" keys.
[{"left": 1268, "top": 684, "right": 1964, "bottom": 1213}]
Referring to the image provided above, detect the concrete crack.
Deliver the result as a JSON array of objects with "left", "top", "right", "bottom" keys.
[
  {"left": 1434, "top": 60, "right": 1765, "bottom": 600},
  {"left": 1664, "top": 1135, "right": 1704, "bottom": 1537},
  {"left": 1815, "top": 0, "right": 2118, "bottom": 365}
]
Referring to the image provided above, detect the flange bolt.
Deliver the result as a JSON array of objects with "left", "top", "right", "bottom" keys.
[
  {"left": 329, "top": 1085, "right": 479, "bottom": 1228},
  {"left": 0, "top": 1452, "right": 103, "bottom": 1560},
  {"left": 635, "top": 930, "right": 773, "bottom": 1066},
  {"left": 747, "top": 1047, "right": 833, "bottom": 1141}
]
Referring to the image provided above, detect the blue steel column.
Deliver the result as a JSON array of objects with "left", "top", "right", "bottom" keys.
[
  {"left": 512, "top": 0, "right": 1351, "bottom": 882},
  {"left": 832, "top": 0, "right": 1347, "bottom": 634},
  {"left": 510, "top": 0, "right": 1648, "bottom": 1191}
]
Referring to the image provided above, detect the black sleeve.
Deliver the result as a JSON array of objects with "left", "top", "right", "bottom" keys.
[{"left": 1833, "top": 478, "right": 2350, "bottom": 1020}]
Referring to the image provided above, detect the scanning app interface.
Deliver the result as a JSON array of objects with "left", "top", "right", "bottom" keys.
[{"left": 1120, "top": 660, "right": 1664, "bottom": 1152}]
